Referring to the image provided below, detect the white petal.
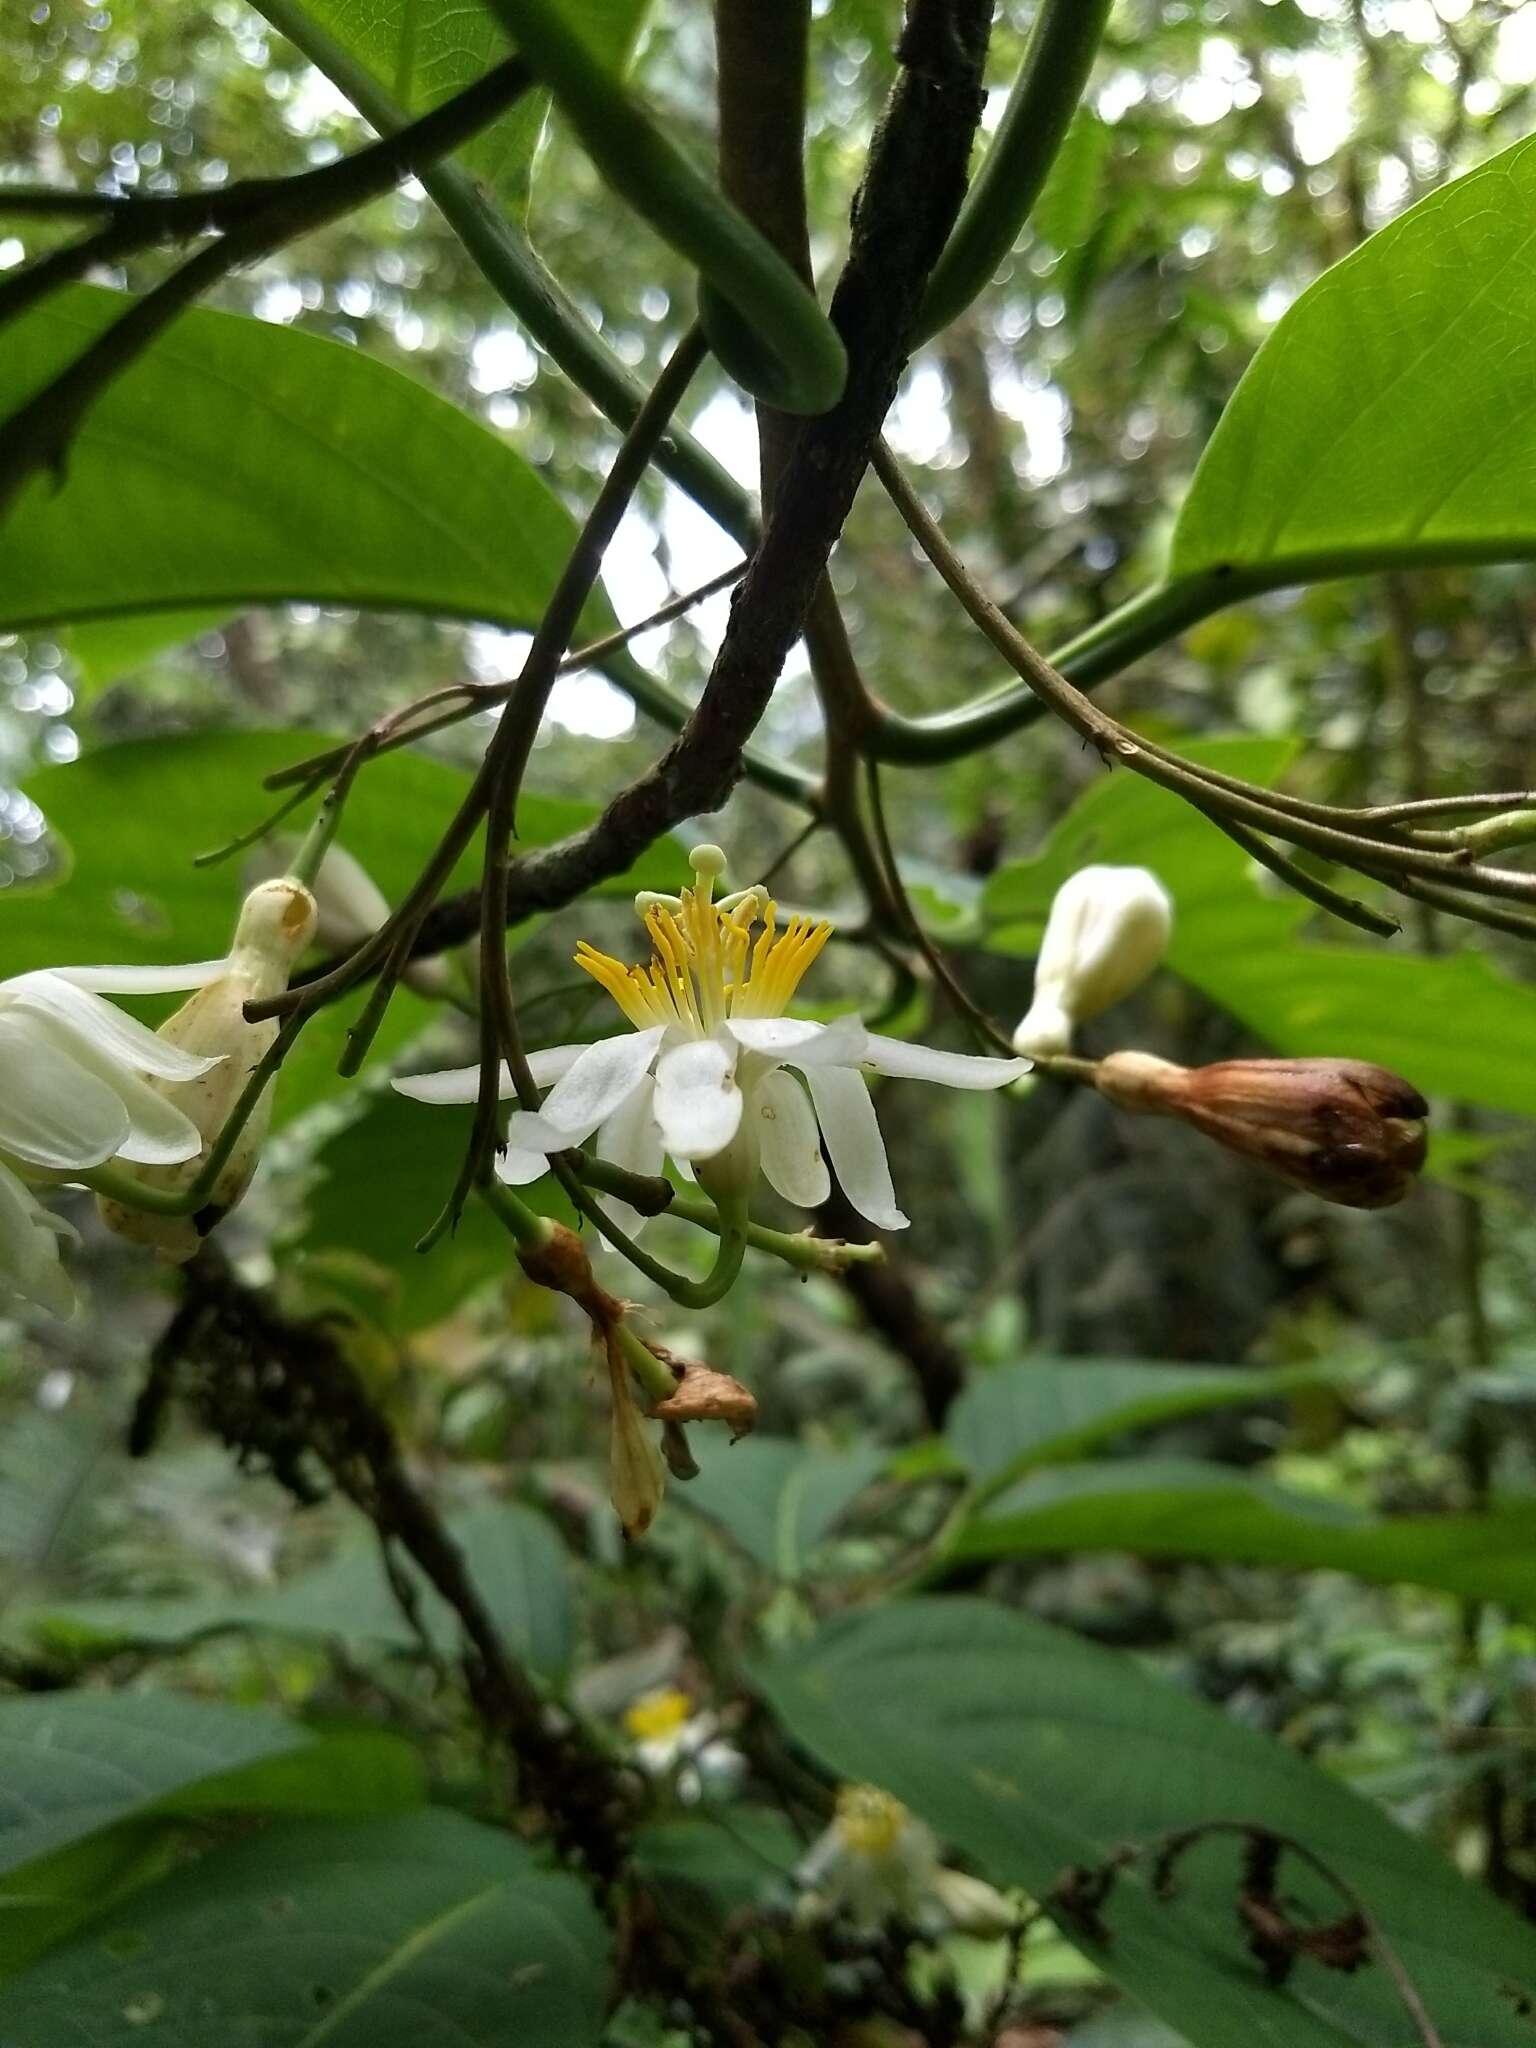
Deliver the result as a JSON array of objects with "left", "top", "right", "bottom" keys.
[
  {"left": 392, "top": 1041, "right": 587, "bottom": 1106},
  {"left": 6, "top": 974, "right": 218, "bottom": 1082},
  {"left": 726, "top": 1016, "right": 831, "bottom": 1060},
  {"left": 803, "top": 1066, "right": 908, "bottom": 1231},
  {"left": 495, "top": 1116, "right": 558, "bottom": 1186},
  {"left": 598, "top": 1079, "right": 664, "bottom": 1178},
  {"left": 780, "top": 1012, "right": 868, "bottom": 1069},
  {"left": 536, "top": 1027, "right": 666, "bottom": 1146},
  {"left": 0, "top": 1015, "right": 130, "bottom": 1169},
  {"left": 652, "top": 1036, "right": 742, "bottom": 1161},
  {"left": 0, "top": 1162, "right": 73, "bottom": 1318},
  {"left": 593, "top": 1078, "right": 664, "bottom": 1236},
  {"left": 50, "top": 960, "right": 229, "bottom": 995},
  {"left": 860, "top": 1033, "right": 1028, "bottom": 1088},
  {"left": 755, "top": 1069, "right": 829, "bottom": 1208},
  {"left": 105, "top": 1068, "right": 205, "bottom": 1167}
]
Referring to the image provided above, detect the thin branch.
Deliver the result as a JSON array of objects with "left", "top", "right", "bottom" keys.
[{"left": 0, "top": 59, "right": 532, "bottom": 514}]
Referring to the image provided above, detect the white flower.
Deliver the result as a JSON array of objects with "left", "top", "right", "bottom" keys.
[
  {"left": 1012, "top": 863, "right": 1172, "bottom": 1060},
  {"left": 0, "top": 1160, "right": 79, "bottom": 1319},
  {"left": 95, "top": 878, "right": 318, "bottom": 1262},
  {"left": 395, "top": 845, "right": 1025, "bottom": 1230},
  {"left": 0, "top": 969, "right": 218, "bottom": 1175},
  {"left": 796, "top": 1784, "right": 1015, "bottom": 1936},
  {"left": 622, "top": 1687, "right": 745, "bottom": 1803},
  {"left": 0, "top": 963, "right": 224, "bottom": 1317}
]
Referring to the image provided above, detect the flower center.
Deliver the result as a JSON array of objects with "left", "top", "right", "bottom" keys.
[
  {"left": 575, "top": 844, "right": 832, "bottom": 1037},
  {"left": 834, "top": 1785, "right": 909, "bottom": 1860}
]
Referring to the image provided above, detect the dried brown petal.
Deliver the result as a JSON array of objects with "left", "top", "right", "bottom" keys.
[
  {"left": 1095, "top": 1051, "right": 1428, "bottom": 1210},
  {"left": 651, "top": 1361, "right": 758, "bottom": 1440},
  {"left": 517, "top": 1221, "right": 623, "bottom": 1325},
  {"left": 606, "top": 1341, "right": 664, "bottom": 1539}
]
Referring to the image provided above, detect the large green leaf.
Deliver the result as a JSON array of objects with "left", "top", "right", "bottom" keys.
[
  {"left": 945, "top": 1456, "right": 1536, "bottom": 1609},
  {"left": 21, "top": 1500, "right": 574, "bottom": 1680},
  {"left": 1, "top": 732, "right": 686, "bottom": 1121},
  {"left": 983, "top": 735, "right": 1536, "bottom": 1120},
  {"left": 681, "top": 1436, "right": 887, "bottom": 1579},
  {"left": 273, "top": 0, "right": 652, "bottom": 208},
  {"left": 756, "top": 1599, "right": 1536, "bottom": 2047},
  {"left": 1170, "top": 133, "right": 1536, "bottom": 589},
  {"left": 945, "top": 1358, "right": 1331, "bottom": 1496},
  {"left": 0, "top": 286, "right": 599, "bottom": 640},
  {"left": 284, "top": 1087, "right": 578, "bottom": 1329},
  {"left": 0, "top": 1694, "right": 417, "bottom": 1880},
  {"left": 0, "top": 1810, "right": 608, "bottom": 2047}
]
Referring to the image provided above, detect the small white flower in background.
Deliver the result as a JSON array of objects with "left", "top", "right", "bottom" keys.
[
  {"left": 796, "top": 1784, "right": 1015, "bottom": 1936},
  {"left": 395, "top": 844, "right": 1026, "bottom": 1231},
  {"left": 1012, "top": 863, "right": 1172, "bottom": 1060},
  {"left": 622, "top": 1686, "right": 745, "bottom": 1803},
  {"left": 94, "top": 876, "right": 318, "bottom": 1263}
]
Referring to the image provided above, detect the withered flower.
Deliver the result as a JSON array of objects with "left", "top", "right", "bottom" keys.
[
  {"left": 1094, "top": 1050, "right": 1428, "bottom": 1210},
  {"left": 651, "top": 1357, "right": 758, "bottom": 1441}
]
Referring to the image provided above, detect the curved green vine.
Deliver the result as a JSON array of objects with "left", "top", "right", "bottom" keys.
[
  {"left": 484, "top": 0, "right": 847, "bottom": 414},
  {"left": 915, "top": 0, "right": 1113, "bottom": 345}
]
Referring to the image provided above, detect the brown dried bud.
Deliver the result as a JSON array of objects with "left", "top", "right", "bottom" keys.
[
  {"left": 1094, "top": 1050, "right": 1428, "bottom": 1210},
  {"left": 651, "top": 1359, "right": 758, "bottom": 1441},
  {"left": 517, "top": 1221, "right": 623, "bottom": 1326}
]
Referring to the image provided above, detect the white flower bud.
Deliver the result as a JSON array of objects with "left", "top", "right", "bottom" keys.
[
  {"left": 1012, "top": 864, "right": 1172, "bottom": 1059},
  {"left": 99, "top": 878, "right": 317, "bottom": 1261},
  {"left": 928, "top": 1865, "right": 1017, "bottom": 1938}
]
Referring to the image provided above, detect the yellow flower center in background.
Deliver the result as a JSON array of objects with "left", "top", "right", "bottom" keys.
[
  {"left": 575, "top": 845, "right": 832, "bottom": 1036},
  {"left": 624, "top": 1686, "right": 694, "bottom": 1743},
  {"left": 833, "top": 1784, "right": 909, "bottom": 1859}
]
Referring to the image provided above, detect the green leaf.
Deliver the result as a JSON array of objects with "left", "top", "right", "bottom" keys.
[
  {"left": 945, "top": 1358, "right": 1331, "bottom": 1496},
  {"left": 284, "top": 1088, "right": 575, "bottom": 1329},
  {"left": 983, "top": 734, "right": 1536, "bottom": 1119},
  {"left": 0, "top": 1810, "right": 608, "bottom": 2047},
  {"left": 0, "top": 1694, "right": 411, "bottom": 1880},
  {"left": 0, "top": 1823, "right": 178, "bottom": 1982},
  {"left": 1171, "top": 134, "right": 1536, "bottom": 588},
  {"left": 266, "top": 0, "right": 653, "bottom": 211},
  {"left": 755, "top": 1598, "right": 1536, "bottom": 2047},
  {"left": 2, "top": 732, "right": 685, "bottom": 1124},
  {"left": 23, "top": 1500, "right": 574, "bottom": 1681},
  {"left": 1033, "top": 109, "right": 1111, "bottom": 254},
  {"left": 947, "top": 1457, "right": 1536, "bottom": 1610},
  {"left": 680, "top": 1436, "right": 886, "bottom": 1579},
  {"left": 61, "top": 610, "right": 230, "bottom": 698},
  {"left": 632, "top": 1811, "right": 801, "bottom": 1923},
  {"left": 0, "top": 286, "right": 602, "bottom": 641}
]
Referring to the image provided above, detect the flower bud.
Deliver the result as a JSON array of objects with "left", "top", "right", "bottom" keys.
[
  {"left": 1095, "top": 1050, "right": 1429, "bottom": 1209},
  {"left": 99, "top": 878, "right": 317, "bottom": 1260},
  {"left": 1013, "top": 865, "right": 1172, "bottom": 1059},
  {"left": 247, "top": 841, "right": 453, "bottom": 998}
]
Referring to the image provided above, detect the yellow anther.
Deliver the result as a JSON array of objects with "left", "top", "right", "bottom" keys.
[{"left": 575, "top": 860, "right": 835, "bottom": 1035}]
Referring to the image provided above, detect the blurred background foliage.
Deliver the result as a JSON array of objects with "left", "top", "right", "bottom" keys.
[{"left": 3, "top": 2, "right": 1536, "bottom": 2043}]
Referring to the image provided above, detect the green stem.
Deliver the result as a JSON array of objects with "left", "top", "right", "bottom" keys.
[
  {"left": 576, "top": 1155, "right": 882, "bottom": 1275},
  {"left": 479, "top": 1178, "right": 553, "bottom": 1253},
  {"left": 610, "top": 1321, "right": 679, "bottom": 1406},
  {"left": 915, "top": 0, "right": 1113, "bottom": 342},
  {"left": 481, "top": 0, "right": 846, "bottom": 414},
  {"left": 254, "top": 0, "right": 757, "bottom": 548}
]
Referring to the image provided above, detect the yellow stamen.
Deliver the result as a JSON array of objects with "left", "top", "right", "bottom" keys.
[
  {"left": 834, "top": 1785, "right": 909, "bottom": 1859},
  {"left": 624, "top": 1686, "right": 694, "bottom": 1742},
  {"left": 573, "top": 849, "right": 835, "bottom": 1035}
]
